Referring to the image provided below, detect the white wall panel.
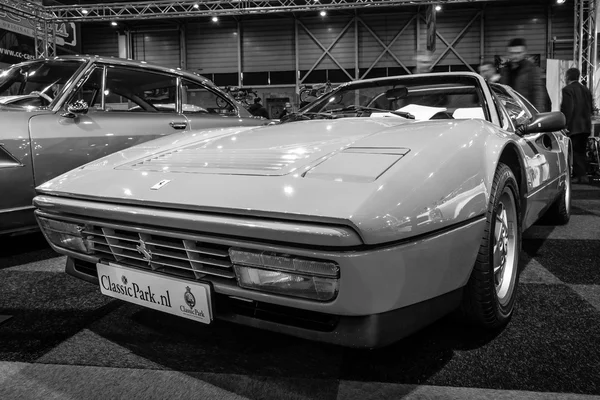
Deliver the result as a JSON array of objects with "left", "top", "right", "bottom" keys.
[
  {"left": 133, "top": 30, "right": 180, "bottom": 68},
  {"left": 360, "top": 13, "right": 417, "bottom": 69},
  {"left": 297, "top": 16, "right": 356, "bottom": 71},
  {"left": 484, "top": 4, "right": 548, "bottom": 65},
  {"left": 550, "top": 0, "right": 575, "bottom": 60},
  {"left": 242, "top": 18, "right": 295, "bottom": 72},
  {"left": 431, "top": 9, "right": 481, "bottom": 67},
  {"left": 186, "top": 21, "right": 238, "bottom": 74},
  {"left": 81, "top": 24, "right": 119, "bottom": 57}
]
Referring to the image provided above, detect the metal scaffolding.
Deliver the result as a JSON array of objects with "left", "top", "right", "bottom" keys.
[
  {"left": 0, "top": 0, "right": 56, "bottom": 58},
  {"left": 574, "top": 0, "right": 597, "bottom": 90},
  {"left": 41, "top": 0, "right": 495, "bottom": 22}
]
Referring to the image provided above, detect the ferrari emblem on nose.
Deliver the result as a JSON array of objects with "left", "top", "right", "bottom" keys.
[
  {"left": 136, "top": 239, "right": 153, "bottom": 263},
  {"left": 151, "top": 179, "right": 171, "bottom": 190}
]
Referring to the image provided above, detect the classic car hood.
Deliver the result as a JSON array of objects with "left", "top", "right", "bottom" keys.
[
  {"left": 37, "top": 118, "right": 491, "bottom": 244},
  {"left": 114, "top": 117, "right": 410, "bottom": 176}
]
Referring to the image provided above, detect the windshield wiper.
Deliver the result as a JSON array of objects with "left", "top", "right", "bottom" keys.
[
  {"left": 326, "top": 105, "right": 415, "bottom": 119},
  {"left": 280, "top": 111, "right": 337, "bottom": 123}
]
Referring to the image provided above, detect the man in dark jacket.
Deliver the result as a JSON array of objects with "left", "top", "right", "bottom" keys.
[
  {"left": 561, "top": 67, "right": 594, "bottom": 183},
  {"left": 500, "top": 38, "right": 548, "bottom": 112},
  {"left": 248, "top": 97, "right": 269, "bottom": 119}
]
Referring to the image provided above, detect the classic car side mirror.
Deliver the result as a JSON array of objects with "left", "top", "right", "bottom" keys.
[
  {"left": 61, "top": 99, "right": 89, "bottom": 118},
  {"left": 385, "top": 86, "right": 408, "bottom": 101},
  {"left": 517, "top": 111, "right": 566, "bottom": 136}
]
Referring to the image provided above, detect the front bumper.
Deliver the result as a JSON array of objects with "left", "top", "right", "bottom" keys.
[
  {"left": 67, "top": 257, "right": 463, "bottom": 348},
  {"left": 35, "top": 195, "right": 484, "bottom": 347}
]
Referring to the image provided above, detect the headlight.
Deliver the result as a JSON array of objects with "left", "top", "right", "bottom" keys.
[
  {"left": 230, "top": 249, "right": 339, "bottom": 301},
  {"left": 37, "top": 217, "right": 93, "bottom": 254}
]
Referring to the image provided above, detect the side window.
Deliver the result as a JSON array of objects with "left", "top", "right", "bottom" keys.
[
  {"left": 69, "top": 67, "right": 103, "bottom": 109},
  {"left": 104, "top": 66, "right": 177, "bottom": 113},
  {"left": 491, "top": 93, "right": 514, "bottom": 132},
  {"left": 491, "top": 85, "right": 531, "bottom": 128},
  {"left": 181, "top": 79, "right": 236, "bottom": 116}
]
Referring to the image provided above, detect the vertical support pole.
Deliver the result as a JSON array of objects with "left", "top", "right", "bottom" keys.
[
  {"left": 587, "top": 0, "right": 596, "bottom": 92},
  {"left": 480, "top": 5, "right": 485, "bottom": 65},
  {"left": 547, "top": 4, "right": 553, "bottom": 60},
  {"left": 354, "top": 11, "right": 359, "bottom": 80},
  {"left": 237, "top": 19, "right": 242, "bottom": 87},
  {"left": 295, "top": 16, "right": 300, "bottom": 87},
  {"left": 118, "top": 33, "right": 128, "bottom": 58},
  {"left": 426, "top": 4, "right": 436, "bottom": 52},
  {"left": 126, "top": 30, "right": 133, "bottom": 59},
  {"left": 43, "top": 20, "right": 48, "bottom": 58},
  {"left": 179, "top": 23, "right": 187, "bottom": 70},
  {"left": 416, "top": 8, "right": 421, "bottom": 51},
  {"left": 578, "top": 0, "right": 584, "bottom": 68}
]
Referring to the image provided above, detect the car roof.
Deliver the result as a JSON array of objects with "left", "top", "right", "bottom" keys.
[{"left": 17, "top": 55, "right": 215, "bottom": 87}]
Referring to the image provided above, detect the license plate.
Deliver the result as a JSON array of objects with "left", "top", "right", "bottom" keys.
[{"left": 97, "top": 263, "right": 212, "bottom": 324}]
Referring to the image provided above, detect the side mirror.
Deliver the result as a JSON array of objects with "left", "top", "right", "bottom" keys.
[
  {"left": 61, "top": 99, "right": 89, "bottom": 118},
  {"left": 518, "top": 111, "right": 565, "bottom": 135},
  {"left": 385, "top": 86, "right": 408, "bottom": 101}
]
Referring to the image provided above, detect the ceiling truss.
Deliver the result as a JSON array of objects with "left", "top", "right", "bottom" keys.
[{"left": 13, "top": 0, "right": 499, "bottom": 22}]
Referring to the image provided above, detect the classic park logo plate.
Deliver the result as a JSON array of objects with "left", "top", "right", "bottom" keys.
[{"left": 97, "top": 263, "right": 212, "bottom": 324}]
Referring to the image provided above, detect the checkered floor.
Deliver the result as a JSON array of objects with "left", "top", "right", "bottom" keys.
[{"left": 0, "top": 184, "right": 599, "bottom": 400}]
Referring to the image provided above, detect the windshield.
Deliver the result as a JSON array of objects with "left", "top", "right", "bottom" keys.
[
  {"left": 0, "top": 60, "right": 85, "bottom": 109},
  {"left": 298, "top": 75, "right": 489, "bottom": 122}
]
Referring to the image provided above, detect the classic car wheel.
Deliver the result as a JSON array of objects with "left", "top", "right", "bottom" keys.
[
  {"left": 461, "top": 162, "right": 521, "bottom": 328},
  {"left": 543, "top": 159, "right": 571, "bottom": 225}
]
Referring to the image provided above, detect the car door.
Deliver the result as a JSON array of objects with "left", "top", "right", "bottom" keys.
[
  {"left": 28, "top": 64, "right": 189, "bottom": 186},
  {"left": 180, "top": 78, "right": 268, "bottom": 130},
  {"left": 491, "top": 85, "right": 562, "bottom": 226}
]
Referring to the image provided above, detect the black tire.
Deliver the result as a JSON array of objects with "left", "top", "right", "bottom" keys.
[
  {"left": 543, "top": 156, "right": 571, "bottom": 225},
  {"left": 461, "top": 162, "right": 521, "bottom": 329}
]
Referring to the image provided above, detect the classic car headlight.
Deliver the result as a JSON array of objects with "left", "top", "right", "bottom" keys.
[
  {"left": 37, "top": 217, "right": 93, "bottom": 254},
  {"left": 229, "top": 249, "right": 339, "bottom": 301}
]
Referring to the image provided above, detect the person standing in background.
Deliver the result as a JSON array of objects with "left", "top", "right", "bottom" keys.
[
  {"left": 500, "top": 38, "right": 548, "bottom": 112},
  {"left": 478, "top": 61, "right": 501, "bottom": 83},
  {"left": 248, "top": 97, "right": 269, "bottom": 119},
  {"left": 279, "top": 102, "right": 293, "bottom": 119},
  {"left": 561, "top": 67, "right": 593, "bottom": 184}
]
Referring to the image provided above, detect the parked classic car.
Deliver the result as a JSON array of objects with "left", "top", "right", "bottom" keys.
[
  {"left": 0, "top": 55, "right": 268, "bottom": 235},
  {"left": 33, "top": 73, "right": 569, "bottom": 348}
]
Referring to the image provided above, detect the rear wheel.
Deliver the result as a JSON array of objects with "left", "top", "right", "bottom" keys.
[{"left": 461, "top": 163, "right": 521, "bottom": 328}]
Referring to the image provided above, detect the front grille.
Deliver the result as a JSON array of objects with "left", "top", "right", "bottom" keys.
[{"left": 83, "top": 225, "right": 235, "bottom": 280}]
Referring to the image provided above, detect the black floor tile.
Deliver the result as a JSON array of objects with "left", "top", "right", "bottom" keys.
[
  {"left": 0, "top": 271, "right": 117, "bottom": 362},
  {"left": 84, "top": 303, "right": 344, "bottom": 379},
  {"left": 522, "top": 239, "right": 600, "bottom": 285},
  {"left": 340, "top": 284, "right": 600, "bottom": 395}
]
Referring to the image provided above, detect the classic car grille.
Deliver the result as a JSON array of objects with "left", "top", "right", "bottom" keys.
[{"left": 83, "top": 225, "right": 235, "bottom": 280}]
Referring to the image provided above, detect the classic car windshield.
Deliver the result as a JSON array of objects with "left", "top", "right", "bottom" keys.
[
  {"left": 0, "top": 60, "right": 84, "bottom": 108},
  {"left": 298, "top": 75, "right": 489, "bottom": 122}
]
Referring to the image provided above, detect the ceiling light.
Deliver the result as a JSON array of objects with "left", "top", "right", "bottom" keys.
[
  {"left": 212, "top": 16, "right": 219, "bottom": 22},
  {"left": 110, "top": 21, "right": 117, "bottom": 26},
  {"left": 320, "top": 10, "right": 327, "bottom": 17},
  {"left": 435, "top": 5, "right": 442, "bottom": 11},
  {"left": 556, "top": 0, "right": 565, "bottom": 3},
  {"left": 81, "top": 9, "right": 89, "bottom": 15},
  {"left": 193, "top": 3, "right": 199, "bottom": 8}
]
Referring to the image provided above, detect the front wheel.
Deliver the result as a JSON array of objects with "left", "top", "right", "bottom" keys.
[
  {"left": 461, "top": 163, "right": 521, "bottom": 328},
  {"left": 543, "top": 155, "right": 571, "bottom": 225}
]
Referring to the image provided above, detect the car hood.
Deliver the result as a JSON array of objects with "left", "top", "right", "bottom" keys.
[{"left": 37, "top": 118, "right": 490, "bottom": 244}]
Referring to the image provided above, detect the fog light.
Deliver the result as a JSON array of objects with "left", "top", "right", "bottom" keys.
[
  {"left": 234, "top": 265, "right": 339, "bottom": 301},
  {"left": 37, "top": 217, "right": 92, "bottom": 254}
]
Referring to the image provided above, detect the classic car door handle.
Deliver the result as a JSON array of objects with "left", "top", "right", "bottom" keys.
[{"left": 169, "top": 122, "right": 188, "bottom": 130}]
